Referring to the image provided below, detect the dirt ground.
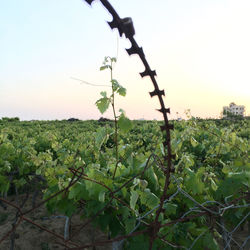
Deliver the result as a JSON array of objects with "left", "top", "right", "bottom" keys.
[{"left": 0, "top": 194, "right": 113, "bottom": 250}]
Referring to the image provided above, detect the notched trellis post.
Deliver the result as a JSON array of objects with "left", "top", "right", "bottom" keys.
[{"left": 84, "top": 0, "right": 175, "bottom": 248}]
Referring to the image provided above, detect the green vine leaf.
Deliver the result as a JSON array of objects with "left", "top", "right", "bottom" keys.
[
  {"left": 111, "top": 79, "right": 126, "bottom": 96},
  {"left": 190, "top": 137, "right": 198, "bottom": 147},
  {"left": 138, "top": 189, "right": 159, "bottom": 209},
  {"left": 130, "top": 190, "right": 139, "bottom": 211},
  {"left": 163, "top": 203, "right": 177, "bottom": 216},
  {"left": 184, "top": 168, "right": 205, "bottom": 195},
  {"left": 95, "top": 127, "right": 108, "bottom": 150},
  {"left": 100, "top": 65, "right": 109, "bottom": 71},
  {"left": 95, "top": 91, "right": 110, "bottom": 114},
  {"left": 111, "top": 79, "right": 119, "bottom": 91},
  {"left": 125, "top": 217, "right": 136, "bottom": 234},
  {"left": 118, "top": 113, "right": 132, "bottom": 132},
  {"left": 99, "top": 190, "right": 106, "bottom": 202},
  {"left": 117, "top": 87, "right": 126, "bottom": 96}
]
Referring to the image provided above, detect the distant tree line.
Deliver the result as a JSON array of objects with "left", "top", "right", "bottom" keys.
[{"left": 0, "top": 117, "right": 20, "bottom": 122}]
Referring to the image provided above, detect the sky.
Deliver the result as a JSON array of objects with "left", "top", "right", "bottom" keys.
[{"left": 1, "top": 0, "right": 250, "bottom": 120}]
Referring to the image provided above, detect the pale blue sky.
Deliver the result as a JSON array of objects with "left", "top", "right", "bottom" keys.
[{"left": 1, "top": 0, "right": 249, "bottom": 120}]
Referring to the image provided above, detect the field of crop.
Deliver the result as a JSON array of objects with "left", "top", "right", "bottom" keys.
[{"left": 0, "top": 118, "right": 249, "bottom": 249}]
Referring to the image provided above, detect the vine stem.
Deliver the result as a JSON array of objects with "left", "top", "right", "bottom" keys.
[{"left": 110, "top": 58, "right": 119, "bottom": 180}]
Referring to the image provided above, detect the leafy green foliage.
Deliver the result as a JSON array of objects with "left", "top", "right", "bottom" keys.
[
  {"left": 118, "top": 112, "right": 133, "bottom": 132},
  {"left": 130, "top": 190, "right": 139, "bottom": 211},
  {"left": 95, "top": 127, "right": 109, "bottom": 150},
  {"left": 111, "top": 79, "right": 126, "bottom": 96},
  {"left": 138, "top": 188, "right": 159, "bottom": 209},
  {"left": 0, "top": 114, "right": 249, "bottom": 248},
  {"left": 95, "top": 91, "right": 110, "bottom": 114}
]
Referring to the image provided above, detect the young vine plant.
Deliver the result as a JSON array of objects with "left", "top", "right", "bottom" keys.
[{"left": 95, "top": 56, "right": 133, "bottom": 179}]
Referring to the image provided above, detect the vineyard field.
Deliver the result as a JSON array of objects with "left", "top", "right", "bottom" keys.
[{"left": 0, "top": 118, "right": 249, "bottom": 249}]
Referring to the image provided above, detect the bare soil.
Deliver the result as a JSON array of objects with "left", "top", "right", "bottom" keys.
[{"left": 0, "top": 194, "right": 112, "bottom": 250}]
